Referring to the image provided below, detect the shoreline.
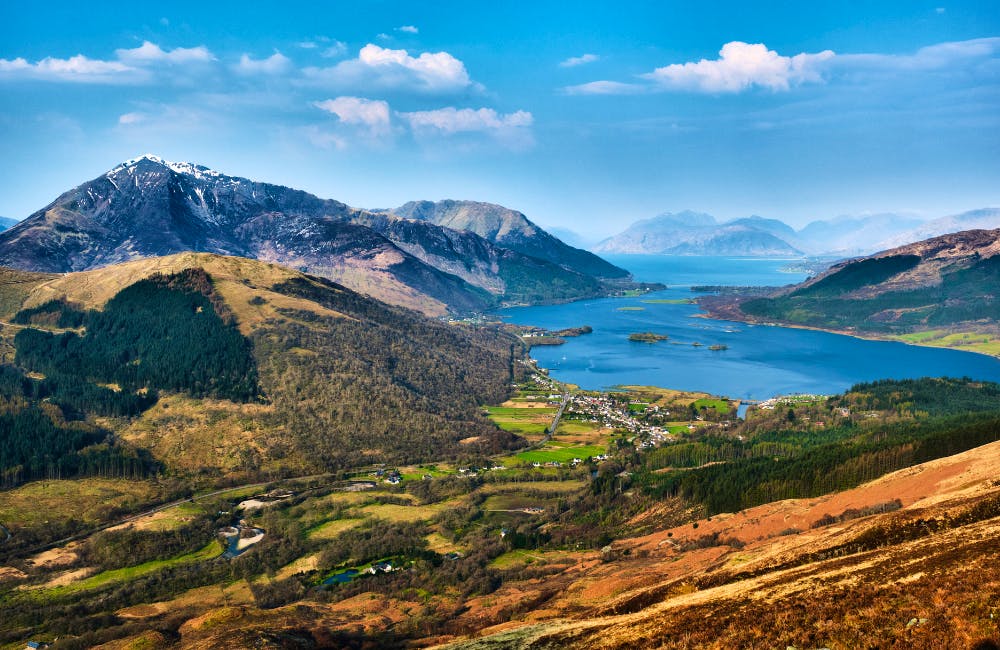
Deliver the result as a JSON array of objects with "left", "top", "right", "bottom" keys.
[{"left": 691, "top": 310, "right": 1000, "bottom": 361}]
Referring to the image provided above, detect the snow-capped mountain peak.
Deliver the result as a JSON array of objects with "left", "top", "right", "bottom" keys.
[{"left": 106, "top": 154, "right": 228, "bottom": 182}]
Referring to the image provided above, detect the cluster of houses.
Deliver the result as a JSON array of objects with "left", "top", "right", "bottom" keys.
[
  {"left": 567, "top": 394, "right": 673, "bottom": 447},
  {"left": 756, "top": 394, "right": 829, "bottom": 410}
]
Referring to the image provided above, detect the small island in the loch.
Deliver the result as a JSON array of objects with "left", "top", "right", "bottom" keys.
[
  {"left": 629, "top": 331, "right": 669, "bottom": 343},
  {"left": 514, "top": 324, "right": 594, "bottom": 346},
  {"left": 709, "top": 344, "right": 728, "bottom": 351}
]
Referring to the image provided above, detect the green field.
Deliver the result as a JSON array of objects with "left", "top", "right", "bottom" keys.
[
  {"left": 895, "top": 330, "right": 1000, "bottom": 356},
  {"left": 554, "top": 420, "right": 604, "bottom": 435},
  {"left": 505, "top": 444, "right": 605, "bottom": 465},
  {"left": 307, "top": 518, "right": 365, "bottom": 540},
  {"left": 36, "top": 541, "right": 222, "bottom": 599},
  {"left": 692, "top": 398, "right": 731, "bottom": 414},
  {"left": 486, "top": 405, "right": 557, "bottom": 435}
]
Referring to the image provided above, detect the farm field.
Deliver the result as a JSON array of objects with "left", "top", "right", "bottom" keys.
[
  {"left": 486, "top": 403, "right": 558, "bottom": 439},
  {"left": 894, "top": 329, "right": 1000, "bottom": 357}
]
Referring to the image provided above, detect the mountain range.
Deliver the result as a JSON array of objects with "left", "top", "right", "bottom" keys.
[
  {"left": 595, "top": 208, "right": 1000, "bottom": 257},
  {"left": 0, "top": 155, "right": 631, "bottom": 316}
]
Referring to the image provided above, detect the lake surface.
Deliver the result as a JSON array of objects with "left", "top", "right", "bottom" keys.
[{"left": 496, "top": 255, "right": 1000, "bottom": 400}]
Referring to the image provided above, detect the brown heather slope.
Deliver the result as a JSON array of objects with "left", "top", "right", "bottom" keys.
[
  {"left": 84, "top": 439, "right": 1000, "bottom": 649},
  {"left": 432, "top": 440, "right": 1000, "bottom": 649},
  {"left": 5, "top": 252, "right": 353, "bottom": 333}
]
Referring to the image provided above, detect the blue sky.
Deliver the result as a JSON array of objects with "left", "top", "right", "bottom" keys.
[{"left": 1, "top": 1, "right": 998, "bottom": 236}]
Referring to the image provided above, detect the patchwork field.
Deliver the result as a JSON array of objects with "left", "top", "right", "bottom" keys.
[{"left": 486, "top": 403, "right": 559, "bottom": 438}]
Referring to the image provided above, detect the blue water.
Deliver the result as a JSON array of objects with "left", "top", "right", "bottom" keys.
[
  {"left": 496, "top": 255, "right": 1000, "bottom": 400},
  {"left": 323, "top": 568, "right": 359, "bottom": 585}
]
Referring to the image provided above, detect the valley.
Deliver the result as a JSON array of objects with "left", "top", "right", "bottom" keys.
[
  {"left": 3, "top": 3, "right": 999, "bottom": 647},
  {"left": 3, "top": 359, "right": 999, "bottom": 649},
  {"left": 0, "top": 240, "right": 996, "bottom": 649}
]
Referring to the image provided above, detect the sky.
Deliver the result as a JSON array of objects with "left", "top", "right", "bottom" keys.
[{"left": 1, "top": 1, "right": 998, "bottom": 238}]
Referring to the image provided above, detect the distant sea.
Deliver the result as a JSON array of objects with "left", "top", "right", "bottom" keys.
[{"left": 496, "top": 255, "right": 1000, "bottom": 400}]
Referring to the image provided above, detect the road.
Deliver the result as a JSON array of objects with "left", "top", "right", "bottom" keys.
[{"left": 547, "top": 393, "right": 570, "bottom": 436}]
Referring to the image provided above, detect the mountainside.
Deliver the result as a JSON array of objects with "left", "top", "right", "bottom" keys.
[
  {"left": 593, "top": 210, "right": 803, "bottom": 256},
  {"left": 451, "top": 435, "right": 1000, "bottom": 649},
  {"left": 0, "top": 156, "right": 626, "bottom": 316},
  {"left": 0, "top": 253, "right": 524, "bottom": 480},
  {"left": 5, "top": 377, "right": 999, "bottom": 649},
  {"left": 388, "top": 200, "right": 630, "bottom": 279},
  {"left": 706, "top": 229, "right": 1000, "bottom": 352}
]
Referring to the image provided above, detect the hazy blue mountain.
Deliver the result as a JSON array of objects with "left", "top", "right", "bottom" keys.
[
  {"left": 0, "top": 217, "right": 18, "bottom": 231},
  {"left": 593, "top": 210, "right": 802, "bottom": 256},
  {"left": 874, "top": 208, "right": 1000, "bottom": 251},
  {"left": 795, "top": 213, "right": 925, "bottom": 255}
]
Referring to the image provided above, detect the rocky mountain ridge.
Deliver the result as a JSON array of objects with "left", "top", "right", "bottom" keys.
[{"left": 0, "top": 155, "right": 629, "bottom": 316}]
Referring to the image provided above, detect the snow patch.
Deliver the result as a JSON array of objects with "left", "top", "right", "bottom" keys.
[{"left": 105, "top": 153, "right": 230, "bottom": 183}]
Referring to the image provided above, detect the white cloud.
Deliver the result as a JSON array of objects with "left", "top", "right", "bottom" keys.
[
  {"left": 560, "top": 53, "right": 599, "bottom": 68},
  {"left": 401, "top": 107, "right": 531, "bottom": 135},
  {"left": 118, "top": 112, "right": 146, "bottom": 125},
  {"left": 642, "top": 42, "right": 835, "bottom": 92},
  {"left": 314, "top": 96, "right": 392, "bottom": 136},
  {"left": 116, "top": 41, "right": 215, "bottom": 65},
  {"left": 298, "top": 41, "right": 318, "bottom": 49},
  {"left": 836, "top": 37, "right": 1000, "bottom": 72},
  {"left": 0, "top": 54, "right": 141, "bottom": 83},
  {"left": 400, "top": 107, "right": 534, "bottom": 150},
  {"left": 566, "top": 37, "right": 1000, "bottom": 97},
  {"left": 563, "top": 80, "right": 645, "bottom": 95},
  {"left": 397, "top": 25, "right": 419, "bottom": 34},
  {"left": 302, "top": 44, "right": 474, "bottom": 93},
  {"left": 235, "top": 52, "right": 292, "bottom": 75},
  {"left": 0, "top": 41, "right": 215, "bottom": 84}
]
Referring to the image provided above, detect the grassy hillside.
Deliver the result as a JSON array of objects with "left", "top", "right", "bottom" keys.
[
  {"left": 0, "top": 254, "right": 526, "bottom": 486},
  {"left": 741, "top": 254, "right": 1000, "bottom": 332},
  {"left": 3, "top": 379, "right": 999, "bottom": 649},
  {"left": 715, "top": 231, "right": 1000, "bottom": 355}
]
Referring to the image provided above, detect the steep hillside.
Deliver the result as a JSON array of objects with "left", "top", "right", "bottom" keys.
[
  {"left": 388, "top": 200, "right": 630, "bottom": 279},
  {"left": 699, "top": 229, "right": 1000, "bottom": 354},
  {"left": 0, "top": 156, "right": 625, "bottom": 316},
  {"left": 0, "top": 253, "right": 524, "bottom": 482},
  {"left": 594, "top": 211, "right": 803, "bottom": 256},
  {"left": 447, "top": 438, "right": 1000, "bottom": 649}
]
